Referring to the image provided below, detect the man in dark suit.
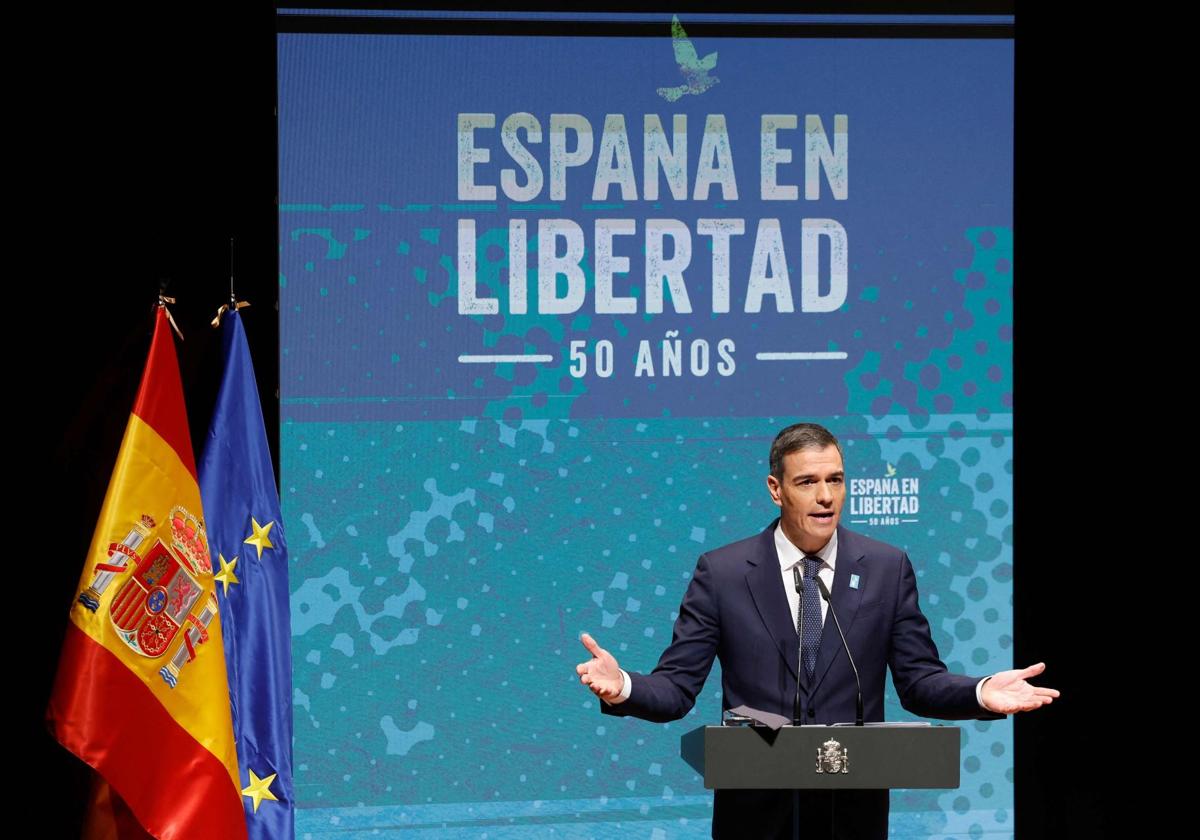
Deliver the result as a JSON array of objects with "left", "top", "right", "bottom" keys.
[{"left": 576, "top": 423, "right": 1057, "bottom": 838}]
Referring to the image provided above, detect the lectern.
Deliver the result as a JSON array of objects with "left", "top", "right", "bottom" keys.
[{"left": 681, "top": 724, "right": 960, "bottom": 790}]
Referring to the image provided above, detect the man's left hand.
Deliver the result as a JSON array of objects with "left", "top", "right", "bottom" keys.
[{"left": 980, "top": 662, "right": 1060, "bottom": 714}]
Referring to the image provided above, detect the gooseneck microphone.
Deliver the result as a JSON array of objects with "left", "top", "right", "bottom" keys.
[
  {"left": 815, "top": 577, "right": 864, "bottom": 727},
  {"left": 792, "top": 566, "right": 804, "bottom": 725}
]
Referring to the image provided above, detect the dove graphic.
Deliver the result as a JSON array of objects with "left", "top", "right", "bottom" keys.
[{"left": 657, "top": 15, "right": 719, "bottom": 102}]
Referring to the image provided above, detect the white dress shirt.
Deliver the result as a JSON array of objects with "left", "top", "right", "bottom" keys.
[{"left": 775, "top": 524, "right": 836, "bottom": 628}]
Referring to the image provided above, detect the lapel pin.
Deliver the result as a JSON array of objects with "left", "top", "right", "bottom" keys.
[{"left": 849, "top": 574, "right": 860, "bottom": 590}]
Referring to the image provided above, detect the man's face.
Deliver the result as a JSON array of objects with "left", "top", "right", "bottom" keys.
[{"left": 766, "top": 445, "right": 845, "bottom": 554}]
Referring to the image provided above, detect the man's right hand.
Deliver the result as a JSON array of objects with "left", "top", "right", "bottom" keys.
[{"left": 575, "top": 632, "right": 626, "bottom": 704}]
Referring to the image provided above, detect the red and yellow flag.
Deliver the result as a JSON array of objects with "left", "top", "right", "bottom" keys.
[{"left": 48, "top": 306, "right": 247, "bottom": 840}]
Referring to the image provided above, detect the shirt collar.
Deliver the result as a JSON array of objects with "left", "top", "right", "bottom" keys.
[{"left": 774, "top": 524, "right": 838, "bottom": 572}]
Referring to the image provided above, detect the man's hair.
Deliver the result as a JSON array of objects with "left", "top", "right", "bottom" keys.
[{"left": 769, "top": 423, "right": 842, "bottom": 480}]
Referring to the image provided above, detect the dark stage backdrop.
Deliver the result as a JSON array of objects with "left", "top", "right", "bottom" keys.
[{"left": 34, "top": 4, "right": 1111, "bottom": 839}]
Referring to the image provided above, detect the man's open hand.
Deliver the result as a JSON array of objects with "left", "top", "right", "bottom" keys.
[{"left": 575, "top": 632, "right": 626, "bottom": 704}]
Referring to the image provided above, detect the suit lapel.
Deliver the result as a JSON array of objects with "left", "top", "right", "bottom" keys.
[
  {"left": 744, "top": 520, "right": 799, "bottom": 681},
  {"left": 810, "top": 526, "right": 866, "bottom": 695}
]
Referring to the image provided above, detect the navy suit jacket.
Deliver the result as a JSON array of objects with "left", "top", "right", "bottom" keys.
[{"left": 603, "top": 521, "right": 1001, "bottom": 837}]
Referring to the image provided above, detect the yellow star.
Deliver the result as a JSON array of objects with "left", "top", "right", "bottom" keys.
[
  {"left": 244, "top": 518, "right": 276, "bottom": 561},
  {"left": 241, "top": 769, "right": 279, "bottom": 813},
  {"left": 214, "top": 554, "right": 240, "bottom": 596}
]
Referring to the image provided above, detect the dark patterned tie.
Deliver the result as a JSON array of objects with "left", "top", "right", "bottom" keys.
[{"left": 800, "top": 555, "right": 824, "bottom": 678}]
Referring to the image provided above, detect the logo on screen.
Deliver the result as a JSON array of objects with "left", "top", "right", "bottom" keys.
[{"left": 848, "top": 464, "right": 920, "bottom": 528}]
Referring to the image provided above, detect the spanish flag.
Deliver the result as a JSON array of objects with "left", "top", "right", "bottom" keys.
[{"left": 48, "top": 306, "right": 247, "bottom": 839}]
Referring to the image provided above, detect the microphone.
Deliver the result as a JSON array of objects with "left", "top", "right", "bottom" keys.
[
  {"left": 792, "top": 566, "right": 804, "bottom": 725},
  {"left": 815, "top": 577, "right": 864, "bottom": 727}
]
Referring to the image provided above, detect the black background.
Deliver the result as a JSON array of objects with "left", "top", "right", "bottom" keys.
[{"left": 29, "top": 3, "right": 1112, "bottom": 837}]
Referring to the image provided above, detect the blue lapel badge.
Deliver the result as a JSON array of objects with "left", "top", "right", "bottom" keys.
[{"left": 849, "top": 574, "right": 861, "bottom": 590}]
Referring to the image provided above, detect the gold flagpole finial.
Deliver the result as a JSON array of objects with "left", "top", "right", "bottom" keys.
[
  {"left": 157, "top": 283, "right": 184, "bottom": 341},
  {"left": 212, "top": 239, "right": 251, "bottom": 327},
  {"left": 211, "top": 299, "right": 251, "bottom": 328}
]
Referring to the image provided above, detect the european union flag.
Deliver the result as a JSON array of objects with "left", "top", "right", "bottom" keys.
[{"left": 199, "top": 309, "right": 294, "bottom": 839}]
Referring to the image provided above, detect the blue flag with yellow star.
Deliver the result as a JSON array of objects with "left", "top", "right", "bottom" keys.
[{"left": 199, "top": 308, "right": 294, "bottom": 840}]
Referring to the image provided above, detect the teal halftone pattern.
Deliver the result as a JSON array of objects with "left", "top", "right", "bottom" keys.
[
  {"left": 283, "top": 414, "right": 1011, "bottom": 837},
  {"left": 846, "top": 227, "right": 1012, "bottom": 421}
]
